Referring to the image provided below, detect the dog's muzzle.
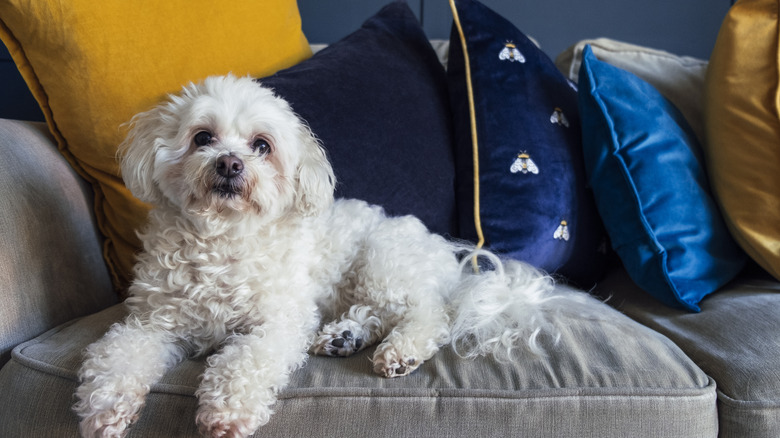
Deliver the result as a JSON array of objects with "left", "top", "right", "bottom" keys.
[{"left": 213, "top": 154, "right": 244, "bottom": 198}]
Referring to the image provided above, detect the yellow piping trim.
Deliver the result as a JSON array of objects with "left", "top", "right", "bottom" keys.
[{"left": 450, "top": 0, "right": 484, "bottom": 271}]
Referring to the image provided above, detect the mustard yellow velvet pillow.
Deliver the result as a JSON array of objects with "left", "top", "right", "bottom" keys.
[
  {"left": 704, "top": 0, "right": 780, "bottom": 280},
  {"left": 0, "top": 1, "right": 311, "bottom": 293}
]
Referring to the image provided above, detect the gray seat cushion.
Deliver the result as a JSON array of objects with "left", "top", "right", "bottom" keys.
[
  {"left": 598, "top": 266, "right": 780, "bottom": 438},
  {"left": 0, "top": 300, "right": 716, "bottom": 437}
]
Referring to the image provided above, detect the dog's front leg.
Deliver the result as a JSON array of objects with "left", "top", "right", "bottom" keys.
[
  {"left": 74, "top": 317, "right": 185, "bottom": 438},
  {"left": 195, "top": 308, "right": 316, "bottom": 438}
]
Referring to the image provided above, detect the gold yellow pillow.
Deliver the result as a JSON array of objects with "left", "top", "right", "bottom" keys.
[
  {"left": 704, "top": 0, "right": 780, "bottom": 279},
  {"left": 0, "top": 0, "right": 311, "bottom": 293}
]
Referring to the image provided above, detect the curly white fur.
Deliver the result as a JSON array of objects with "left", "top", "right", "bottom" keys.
[{"left": 73, "top": 74, "right": 606, "bottom": 438}]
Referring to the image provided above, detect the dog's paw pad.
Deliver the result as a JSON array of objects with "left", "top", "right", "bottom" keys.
[
  {"left": 375, "top": 356, "right": 419, "bottom": 378},
  {"left": 312, "top": 330, "right": 365, "bottom": 357}
]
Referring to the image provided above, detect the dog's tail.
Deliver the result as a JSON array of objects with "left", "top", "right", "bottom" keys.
[{"left": 448, "top": 249, "right": 607, "bottom": 360}]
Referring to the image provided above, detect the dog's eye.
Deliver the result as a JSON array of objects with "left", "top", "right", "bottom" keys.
[
  {"left": 194, "top": 131, "right": 213, "bottom": 147},
  {"left": 252, "top": 138, "right": 271, "bottom": 156}
]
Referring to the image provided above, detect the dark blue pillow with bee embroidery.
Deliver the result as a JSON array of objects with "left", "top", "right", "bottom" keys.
[{"left": 447, "top": 0, "right": 606, "bottom": 287}]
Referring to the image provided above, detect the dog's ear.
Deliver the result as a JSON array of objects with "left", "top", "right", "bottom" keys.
[
  {"left": 294, "top": 125, "right": 335, "bottom": 216},
  {"left": 118, "top": 106, "right": 167, "bottom": 206}
]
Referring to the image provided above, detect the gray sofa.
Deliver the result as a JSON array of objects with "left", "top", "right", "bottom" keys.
[
  {"left": 1, "top": 11, "right": 779, "bottom": 437},
  {"left": 1, "top": 98, "right": 779, "bottom": 437}
]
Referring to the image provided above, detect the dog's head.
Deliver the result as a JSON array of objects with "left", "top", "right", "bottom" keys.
[{"left": 119, "top": 74, "right": 335, "bottom": 222}]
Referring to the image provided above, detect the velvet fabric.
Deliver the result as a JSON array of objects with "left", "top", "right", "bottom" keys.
[
  {"left": 704, "top": 0, "right": 780, "bottom": 282},
  {"left": 0, "top": 0, "right": 312, "bottom": 293},
  {"left": 578, "top": 46, "right": 745, "bottom": 311},
  {"left": 447, "top": 0, "right": 606, "bottom": 287},
  {"left": 261, "top": 1, "right": 457, "bottom": 237}
]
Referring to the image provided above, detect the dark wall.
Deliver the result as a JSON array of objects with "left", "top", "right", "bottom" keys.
[
  {"left": 1, "top": 0, "right": 731, "bottom": 122},
  {"left": 0, "top": 43, "right": 45, "bottom": 121},
  {"left": 300, "top": 0, "right": 731, "bottom": 59}
]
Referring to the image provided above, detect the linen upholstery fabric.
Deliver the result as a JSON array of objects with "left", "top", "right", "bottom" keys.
[
  {"left": 598, "top": 266, "right": 780, "bottom": 438},
  {"left": 0, "top": 0, "right": 312, "bottom": 293},
  {"left": 704, "top": 0, "right": 780, "bottom": 281},
  {"left": 262, "top": 1, "right": 457, "bottom": 236},
  {"left": 0, "top": 120, "right": 116, "bottom": 367},
  {"left": 555, "top": 38, "right": 708, "bottom": 144},
  {"left": 578, "top": 46, "right": 745, "bottom": 311},
  {"left": 447, "top": 0, "right": 606, "bottom": 287},
  {"left": 0, "top": 299, "right": 717, "bottom": 437}
]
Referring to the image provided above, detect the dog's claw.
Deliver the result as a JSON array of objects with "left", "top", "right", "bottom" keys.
[{"left": 377, "top": 357, "right": 419, "bottom": 378}]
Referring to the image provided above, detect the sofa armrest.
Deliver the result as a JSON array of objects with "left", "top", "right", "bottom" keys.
[{"left": 0, "top": 119, "right": 117, "bottom": 366}]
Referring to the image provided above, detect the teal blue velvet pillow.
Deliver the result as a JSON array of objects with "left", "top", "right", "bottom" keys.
[
  {"left": 447, "top": 0, "right": 606, "bottom": 287},
  {"left": 578, "top": 45, "right": 745, "bottom": 311}
]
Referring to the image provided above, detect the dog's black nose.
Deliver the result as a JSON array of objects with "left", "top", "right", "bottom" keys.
[{"left": 216, "top": 155, "right": 244, "bottom": 178}]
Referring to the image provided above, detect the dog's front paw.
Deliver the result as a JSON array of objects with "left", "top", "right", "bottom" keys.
[
  {"left": 77, "top": 408, "right": 138, "bottom": 438},
  {"left": 74, "top": 385, "right": 145, "bottom": 438},
  {"left": 196, "top": 407, "right": 265, "bottom": 438},
  {"left": 372, "top": 342, "right": 420, "bottom": 378}
]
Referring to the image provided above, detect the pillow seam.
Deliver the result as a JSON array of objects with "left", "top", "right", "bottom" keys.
[{"left": 449, "top": 0, "right": 486, "bottom": 257}]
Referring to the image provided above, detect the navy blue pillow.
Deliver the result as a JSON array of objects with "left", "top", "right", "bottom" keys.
[
  {"left": 447, "top": 0, "right": 606, "bottom": 286},
  {"left": 578, "top": 45, "right": 745, "bottom": 311},
  {"left": 261, "top": 1, "right": 457, "bottom": 237}
]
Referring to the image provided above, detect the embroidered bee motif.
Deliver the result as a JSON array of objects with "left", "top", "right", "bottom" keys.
[
  {"left": 510, "top": 152, "right": 539, "bottom": 174},
  {"left": 550, "top": 107, "right": 569, "bottom": 127},
  {"left": 554, "top": 220, "right": 570, "bottom": 241},
  {"left": 499, "top": 42, "right": 525, "bottom": 63}
]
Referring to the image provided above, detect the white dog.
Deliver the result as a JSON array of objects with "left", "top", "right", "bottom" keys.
[{"left": 74, "top": 75, "right": 597, "bottom": 438}]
